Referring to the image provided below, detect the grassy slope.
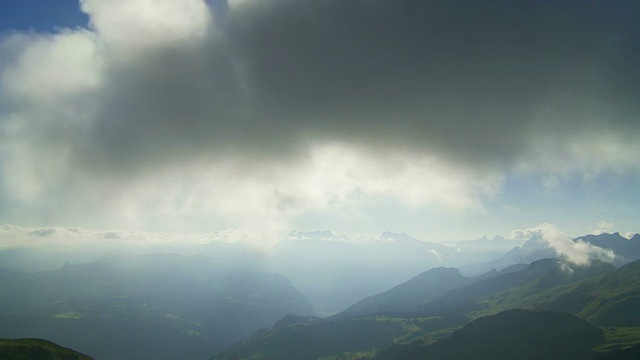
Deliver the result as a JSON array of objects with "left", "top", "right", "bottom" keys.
[
  {"left": 0, "top": 338, "right": 94, "bottom": 360},
  {"left": 374, "top": 309, "right": 607, "bottom": 360},
  {"left": 472, "top": 259, "right": 640, "bottom": 326},
  {"left": 212, "top": 315, "right": 464, "bottom": 360}
]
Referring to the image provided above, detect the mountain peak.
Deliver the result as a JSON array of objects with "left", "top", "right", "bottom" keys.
[
  {"left": 423, "top": 266, "right": 463, "bottom": 277},
  {"left": 286, "top": 230, "right": 342, "bottom": 241},
  {"left": 380, "top": 231, "right": 417, "bottom": 243},
  {"left": 336, "top": 266, "right": 471, "bottom": 317}
]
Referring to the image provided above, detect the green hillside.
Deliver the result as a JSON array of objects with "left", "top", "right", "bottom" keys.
[
  {"left": 212, "top": 315, "right": 464, "bottom": 360},
  {"left": 423, "top": 258, "right": 615, "bottom": 316},
  {"left": 0, "top": 338, "right": 93, "bottom": 360},
  {"left": 473, "top": 259, "right": 640, "bottom": 326},
  {"left": 374, "top": 309, "right": 606, "bottom": 360}
]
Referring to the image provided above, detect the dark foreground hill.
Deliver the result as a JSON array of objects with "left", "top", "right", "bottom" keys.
[
  {"left": 0, "top": 338, "right": 93, "bottom": 360},
  {"left": 374, "top": 309, "right": 606, "bottom": 360},
  {"left": 212, "top": 314, "right": 465, "bottom": 360}
]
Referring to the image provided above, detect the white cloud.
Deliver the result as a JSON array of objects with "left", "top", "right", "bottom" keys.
[
  {"left": 592, "top": 220, "right": 615, "bottom": 235},
  {"left": 0, "top": 224, "right": 249, "bottom": 252},
  {"left": 1, "top": 30, "right": 103, "bottom": 102},
  {"left": 508, "top": 226, "right": 543, "bottom": 243},
  {"left": 80, "top": 0, "right": 212, "bottom": 56},
  {"left": 89, "top": 144, "right": 498, "bottom": 244},
  {"left": 511, "top": 224, "right": 616, "bottom": 266},
  {"left": 597, "top": 220, "right": 615, "bottom": 229}
]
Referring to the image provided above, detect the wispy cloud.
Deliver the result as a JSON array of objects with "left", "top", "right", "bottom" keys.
[{"left": 592, "top": 221, "right": 615, "bottom": 236}]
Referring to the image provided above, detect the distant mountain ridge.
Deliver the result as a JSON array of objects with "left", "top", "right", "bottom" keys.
[
  {"left": 460, "top": 232, "right": 640, "bottom": 276},
  {"left": 577, "top": 233, "right": 640, "bottom": 264},
  {"left": 336, "top": 267, "right": 472, "bottom": 317}
]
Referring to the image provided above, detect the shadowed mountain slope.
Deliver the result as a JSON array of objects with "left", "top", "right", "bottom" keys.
[
  {"left": 337, "top": 267, "right": 473, "bottom": 317},
  {"left": 211, "top": 314, "right": 464, "bottom": 360},
  {"left": 375, "top": 309, "right": 606, "bottom": 360}
]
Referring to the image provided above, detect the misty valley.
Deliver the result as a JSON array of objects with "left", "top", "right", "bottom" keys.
[{"left": 1, "top": 227, "right": 640, "bottom": 359}]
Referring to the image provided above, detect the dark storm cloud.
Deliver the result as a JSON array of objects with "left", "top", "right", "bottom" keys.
[
  {"left": 229, "top": 0, "right": 638, "bottom": 147},
  {"left": 1, "top": 0, "right": 639, "bottom": 237},
  {"left": 71, "top": 0, "right": 639, "bottom": 175}
]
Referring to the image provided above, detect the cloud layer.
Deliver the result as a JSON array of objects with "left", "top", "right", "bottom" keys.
[{"left": 1, "top": 0, "right": 638, "bottom": 237}]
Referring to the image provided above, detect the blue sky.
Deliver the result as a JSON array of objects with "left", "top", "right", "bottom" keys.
[
  {"left": 0, "top": 0, "right": 638, "bottom": 243},
  {"left": 0, "top": 0, "right": 88, "bottom": 33}
]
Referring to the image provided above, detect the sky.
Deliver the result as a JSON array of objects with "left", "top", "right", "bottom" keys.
[{"left": 0, "top": 0, "right": 638, "bottom": 244}]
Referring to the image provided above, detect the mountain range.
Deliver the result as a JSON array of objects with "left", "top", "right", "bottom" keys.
[
  {"left": 1, "top": 231, "right": 639, "bottom": 359},
  {"left": 213, "top": 256, "right": 640, "bottom": 360}
]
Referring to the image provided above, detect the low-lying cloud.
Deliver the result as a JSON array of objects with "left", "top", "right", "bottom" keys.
[{"left": 511, "top": 224, "right": 616, "bottom": 266}]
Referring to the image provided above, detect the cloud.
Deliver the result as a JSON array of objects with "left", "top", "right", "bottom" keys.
[
  {"left": 1, "top": 30, "right": 102, "bottom": 103},
  {"left": 0, "top": 223, "right": 249, "bottom": 251},
  {"left": 85, "top": 144, "right": 499, "bottom": 243},
  {"left": 79, "top": 0, "right": 212, "bottom": 56},
  {"left": 512, "top": 224, "right": 616, "bottom": 266},
  {"left": 592, "top": 220, "right": 615, "bottom": 235},
  {"left": 0, "top": 0, "right": 639, "bottom": 236}
]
